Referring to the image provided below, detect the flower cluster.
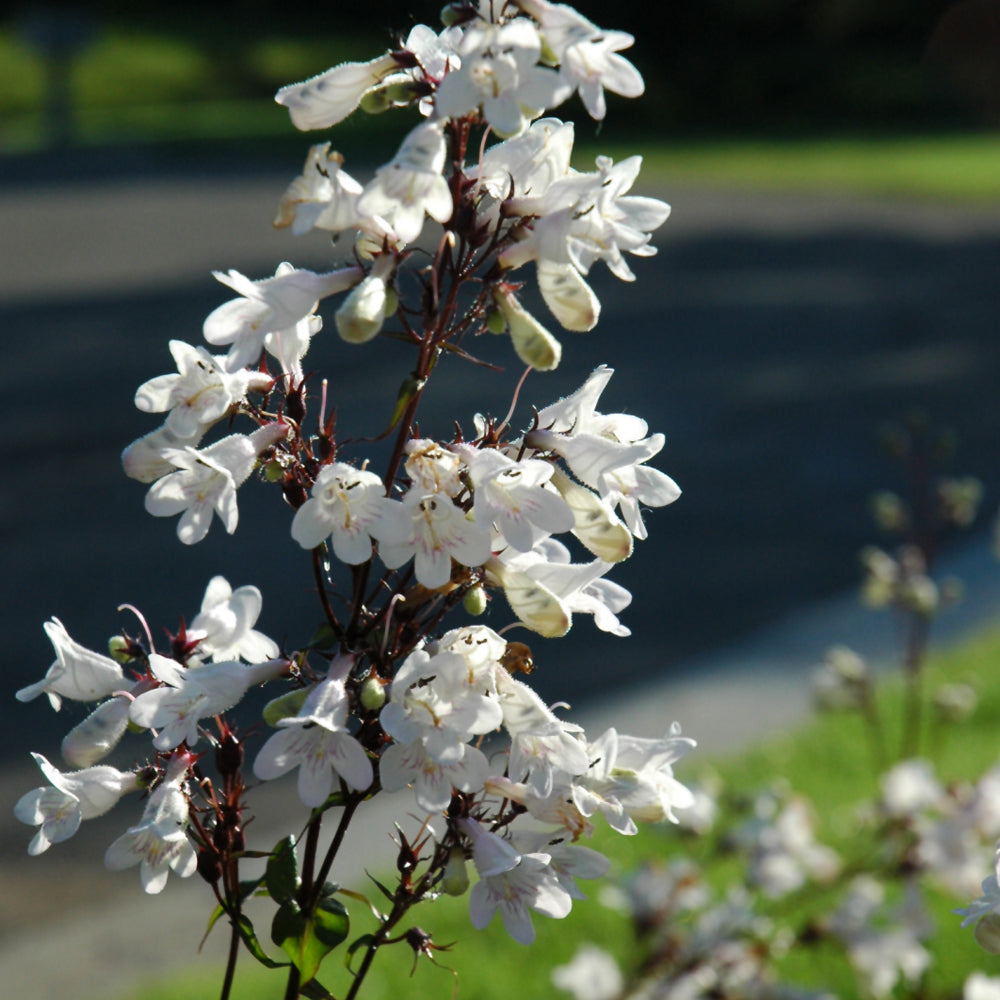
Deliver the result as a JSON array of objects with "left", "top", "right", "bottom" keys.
[{"left": 15, "top": 2, "right": 695, "bottom": 993}]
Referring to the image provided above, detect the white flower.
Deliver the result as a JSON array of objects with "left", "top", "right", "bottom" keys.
[
  {"left": 881, "top": 759, "right": 944, "bottom": 818},
  {"left": 575, "top": 725, "right": 696, "bottom": 828},
  {"left": 405, "top": 439, "right": 464, "bottom": 497},
  {"left": 15, "top": 753, "right": 138, "bottom": 855},
  {"left": 121, "top": 421, "right": 204, "bottom": 484},
  {"left": 380, "top": 647, "right": 503, "bottom": 759},
  {"left": 965, "top": 971, "right": 1000, "bottom": 1000},
  {"left": 377, "top": 492, "right": 493, "bottom": 590},
  {"left": 462, "top": 447, "right": 574, "bottom": 552},
  {"left": 356, "top": 121, "right": 453, "bottom": 245},
  {"left": 379, "top": 739, "right": 490, "bottom": 812},
  {"left": 16, "top": 618, "right": 125, "bottom": 710},
  {"left": 498, "top": 671, "right": 590, "bottom": 796},
  {"left": 475, "top": 117, "right": 575, "bottom": 204},
  {"left": 104, "top": 779, "right": 197, "bottom": 894},
  {"left": 435, "top": 19, "right": 570, "bottom": 137},
  {"left": 291, "top": 462, "right": 392, "bottom": 563},
  {"left": 129, "top": 654, "right": 286, "bottom": 750},
  {"left": 275, "top": 53, "right": 400, "bottom": 130},
  {"left": 203, "top": 263, "right": 362, "bottom": 372},
  {"left": 189, "top": 576, "right": 279, "bottom": 663},
  {"left": 502, "top": 156, "right": 669, "bottom": 282},
  {"left": 460, "top": 817, "right": 573, "bottom": 944},
  {"left": 134, "top": 340, "right": 254, "bottom": 438},
  {"left": 273, "top": 143, "right": 364, "bottom": 236},
  {"left": 254, "top": 661, "right": 373, "bottom": 806},
  {"left": 144, "top": 434, "right": 256, "bottom": 545},
  {"left": 490, "top": 538, "right": 632, "bottom": 637},
  {"left": 521, "top": 0, "right": 644, "bottom": 120},
  {"left": 61, "top": 694, "right": 136, "bottom": 767},
  {"left": 552, "top": 944, "right": 623, "bottom": 1000}
]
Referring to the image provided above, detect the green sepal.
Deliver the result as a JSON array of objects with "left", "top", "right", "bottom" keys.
[
  {"left": 272, "top": 895, "right": 350, "bottom": 984},
  {"left": 266, "top": 836, "right": 300, "bottom": 905}
]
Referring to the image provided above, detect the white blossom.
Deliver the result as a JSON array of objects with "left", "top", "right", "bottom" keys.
[
  {"left": 254, "top": 660, "right": 373, "bottom": 806},
  {"left": 377, "top": 491, "right": 493, "bottom": 590},
  {"left": 273, "top": 143, "right": 364, "bottom": 236},
  {"left": 275, "top": 53, "right": 400, "bottom": 131},
  {"left": 203, "top": 263, "right": 362, "bottom": 372},
  {"left": 16, "top": 618, "right": 125, "bottom": 711},
  {"left": 356, "top": 121, "right": 452, "bottom": 245},
  {"left": 188, "top": 576, "right": 279, "bottom": 664},
  {"left": 15, "top": 753, "right": 138, "bottom": 855},
  {"left": 292, "top": 461, "right": 393, "bottom": 562},
  {"left": 104, "top": 778, "right": 197, "bottom": 894},
  {"left": 435, "top": 19, "right": 570, "bottom": 137}
]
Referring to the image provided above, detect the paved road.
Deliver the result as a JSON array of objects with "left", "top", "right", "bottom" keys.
[
  {"left": 2, "top": 159, "right": 1000, "bottom": 998},
  {"left": 4, "top": 167, "right": 1000, "bottom": 751}
]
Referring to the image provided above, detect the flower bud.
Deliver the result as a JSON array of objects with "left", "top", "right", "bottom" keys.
[
  {"left": 336, "top": 256, "right": 395, "bottom": 344},
  {"left": 62, "top": 697, "right": 132, "bottom": 767},
  {"left": 262, "top": 686, "right": 312, "bottom": 726},
  {"left": 485, "top": 308, "right": 507, "bottom": 334},
  {"left": 359, "top": 674, "right": 387, "bottom": 712},
  {"left": 108, "top": 635, "right": 132, "bottom": 664},
  {"left": 359, "top": 85, "right": 393, "bottom": 115},
  {"left": 441, "top": 845, "right": 470, "bottom": 896},
  {"left": 492, "top": 285, "right": 561, "bottom": 371},
  {"left": 462, "top": 585, "right": 488, "bottom": 616},
  {"left": 537, "top": 260, "right": 600, "bottom": 332}
]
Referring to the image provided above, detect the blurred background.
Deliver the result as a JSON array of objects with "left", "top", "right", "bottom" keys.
[
  {"left": 2, "top": 0, "right": 1000, "bottom": 768},
  {"left": 2, "top": 2, "right": 1000, "bottom": 997}
]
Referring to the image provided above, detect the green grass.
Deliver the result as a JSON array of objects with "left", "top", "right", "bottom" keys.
[
  {"left": 629, "top": 134, "right": 1000, "bottom": 202},
  {"left": 3, "top": 24, "right": 1000, "bottom": 201},
  {"left": 114, "top": 622, "right": 1000, "bottom": 1000}
]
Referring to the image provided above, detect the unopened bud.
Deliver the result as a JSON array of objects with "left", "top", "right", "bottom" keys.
[
  {"left": 359, "top": 674, "right": 387, "bottom": 712},
  {"left": 492, "top": 285, "right": 561, "bottom": 371},
  {"left": 440, "top": 2, "right": 468, "bottom": 27},
  {"left": 264, "top": 459, "right": 284, "bottom": 483},
  {"left": 485, "top": 308, "right": 507, "bottom": 334},
  {"left": 359, "top": 85, "right": 393, "bottom": 115},
  {"left": 262, "top": 686, "right": 312, "bottom": 726},
  {"left": 441, "top": 845, "right": 469, "bottom": 896},
  {"left": 385, "top": 80, "right": 419, "bottom": 105},
  {"left": 108, "top": 635, "right": 132, "bottom": 664},
  {"left": 463, "top": 585, "right": 488, "bottom": 616}
]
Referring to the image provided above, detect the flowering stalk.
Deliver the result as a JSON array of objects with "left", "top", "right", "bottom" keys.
[{"left": 15, "top": 2, "right": 696, "bottom": 997}]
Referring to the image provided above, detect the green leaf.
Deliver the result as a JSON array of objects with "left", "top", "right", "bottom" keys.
[
  {"left": 201, "top": 902, "right": 226, "bottom": 948},
  {"left": 237, "top": 914, "right": 288, "bottom": 969},
  {"left": 266, "top": 836, "right": 300, "bottom": 905},
  {"left": 272, "top": 896, "right": 350, "bottom": 984}
]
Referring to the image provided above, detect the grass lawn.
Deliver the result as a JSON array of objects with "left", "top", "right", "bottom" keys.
[
  {"left": 115, "top": 620, "right": 1000, "bottom": 1000},
  {"left": 3, "top": 24, "right": 1000, "bottom": 202}
]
